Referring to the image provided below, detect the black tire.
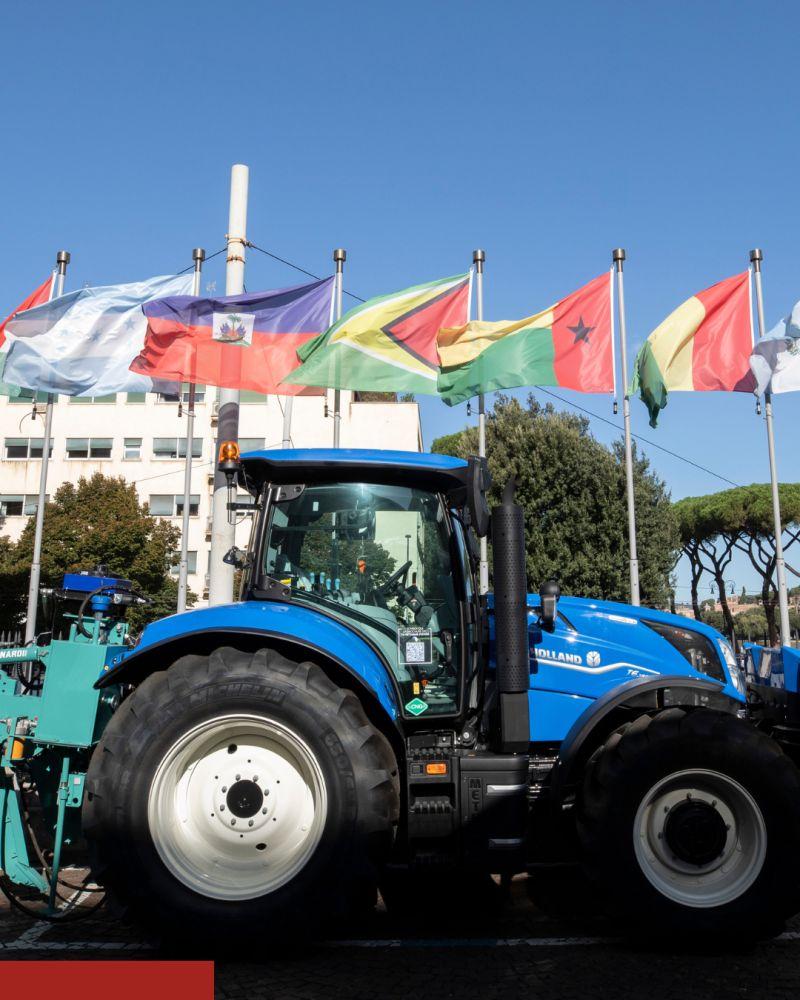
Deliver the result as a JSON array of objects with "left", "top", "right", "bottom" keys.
[
  {"left": 84, "top": 646, "right": 399, "bottom": 947},
  {"left": 577, "top": 707, "right": 800, "bottom": 943}
]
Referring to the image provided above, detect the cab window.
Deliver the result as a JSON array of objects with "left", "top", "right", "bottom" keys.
[{"left": 263, "top": 482, "right": 462, "bottom": 718}]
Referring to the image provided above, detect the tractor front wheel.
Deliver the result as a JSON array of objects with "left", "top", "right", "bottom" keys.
[
  {"left": 577, "top": 707, "right": 800, "bottom": 942},
  {"left": 84, "top": 647, "right": 399, "bottom": 947}
]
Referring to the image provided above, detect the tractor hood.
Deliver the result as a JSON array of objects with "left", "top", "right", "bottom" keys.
[{"left": 521, "top": 593, "right": 745, "bottom": 704}]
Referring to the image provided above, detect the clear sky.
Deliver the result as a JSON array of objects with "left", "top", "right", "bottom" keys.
[{"left": 2, "top": 0, "right": 799, "bottom": 601}]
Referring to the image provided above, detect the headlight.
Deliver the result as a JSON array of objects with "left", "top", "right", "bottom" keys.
[
  {"left": 642, "top": 619, "right": 725, "bottom": 682},
  {"left": 719, "top": 639, "right": 746, "bottom": 695}
]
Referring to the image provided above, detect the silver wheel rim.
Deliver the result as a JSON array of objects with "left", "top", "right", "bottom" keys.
[
  {"left": 633, "top": 768, "right": 767, "bottom": 909},
  {"left": 148, "top": 714, "right": 328, "bottom": 901}
]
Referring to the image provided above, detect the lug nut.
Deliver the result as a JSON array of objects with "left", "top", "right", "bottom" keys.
[
  {"left": 220, "top": 805, "right": 225, "bottom": 812},
  {"left": 262, "top": 808, "right": 267, "bottom": 815},
  {"left": 236, "top": 774, "right": 241, "bottom": 781},
  {"left": 253, "top": 775, "right": 259, "bottom": 782},
  {"left": 248, "top": 820, "right": 254, "bottom": 827},
  {"left": 231, "top": 819, "right": 236, "bottom": 826},
  {"left": 222, "top": 786, "right": 227, "bottom": 793}
]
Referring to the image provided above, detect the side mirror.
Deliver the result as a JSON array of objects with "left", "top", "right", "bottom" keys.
[
  {"left": 223, "top": 546, "right": 250, "bottom": 570},
  {"left": 539, "top": 578, "right": 560, "bottom": 632},
  {"left": 466, "top": 457, "right": 491, "bottom": 538}
]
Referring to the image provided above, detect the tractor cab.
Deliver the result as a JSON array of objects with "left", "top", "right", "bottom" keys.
[{"left": 235, "top": 448, "right": 489, "bottom": 722}]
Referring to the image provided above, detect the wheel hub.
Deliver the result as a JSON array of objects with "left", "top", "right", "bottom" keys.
[
  {"left": 633, "top": 768, "right": 767, "bottom": 909},
  {"left": 148, "top": 714, "right": 327, "bottom": 901},
  {"left": 664, "top": 799, "right": 728, "bottom": 866},
  {"left": 226, "top": 779, "right": 264, "bottom": 818}
]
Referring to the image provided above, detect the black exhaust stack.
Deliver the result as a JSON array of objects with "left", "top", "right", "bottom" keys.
[{"left": 491, "top": 478, "right": 531, "bottom": 753}]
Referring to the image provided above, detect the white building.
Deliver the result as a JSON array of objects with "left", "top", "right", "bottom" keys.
[{"left": 0, "top": 388, "right": 422, "bottom": 603}]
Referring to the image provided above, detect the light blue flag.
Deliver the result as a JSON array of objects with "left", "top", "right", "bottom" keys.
[
  {"left": 2, "top": 273, "right": 193, "bottom": 396},
  {"left": 750, "top": 302, "right": 800, "bottom": 396}
]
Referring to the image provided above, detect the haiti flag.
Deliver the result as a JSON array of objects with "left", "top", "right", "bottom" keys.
[{"left": 131, "top": 276, "right": 335, "bottom": 395}]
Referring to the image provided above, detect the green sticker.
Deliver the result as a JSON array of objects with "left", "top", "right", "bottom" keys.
[{"left": 405, "top": 697, "right": 429, "bottom": 717}]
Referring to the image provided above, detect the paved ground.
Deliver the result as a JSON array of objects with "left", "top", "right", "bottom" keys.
[{"left": 2, "top": 876, "right": 800, "bottom": 999}]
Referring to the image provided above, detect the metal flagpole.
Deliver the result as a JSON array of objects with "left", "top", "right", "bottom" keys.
[
  {"left": 281, "top": 397, "right": 293, "bottom": 448},
  {"left": 177, "top": 247, "right": 205, "bottom": 613},
  {"left": 473, "top": 249, "right": 489, "bottom": 594},
  {"left": 612, "top": 248, "right": 640, "bottom": 606},
  {"left": 750, "top": 248, "right": 791, "bottom": 643},
  {"left": 209, "top": 164, "right": 249, "bottom": 606},
  {"left": 332, "top": 248, "right": 346, "bottom": 447},
  {"left": 25, "top": 250, "right": 70, "bottom": 642}
]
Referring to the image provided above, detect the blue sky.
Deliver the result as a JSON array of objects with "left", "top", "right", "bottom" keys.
[{"left": 2, "top": 0, "right": 799, "bottom": 600}]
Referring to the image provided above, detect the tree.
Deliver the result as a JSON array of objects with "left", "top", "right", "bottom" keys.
[
  {"left": 0, "top": 474, "right": 195, "bottom": 634},
  {"left": 432, "top": 394, "right": 679, "bottom": 605},
  {"left": 674, "top": 484, "right": 800, "bottom": 646}
]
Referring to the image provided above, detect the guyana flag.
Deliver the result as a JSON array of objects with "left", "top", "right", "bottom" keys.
[
  {"left": 286, "top": 272, "right": 471, "bottom": 395},
  {"left": 631, "top": 271, "right": 755, "bottom": 427},
  {"left": 437, "top": 272, "right": 614, "bottom": 405}
]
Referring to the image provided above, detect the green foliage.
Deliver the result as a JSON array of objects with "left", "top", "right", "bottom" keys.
[
  {"left": 295, "top": 514, "right": 397, "bottom": 592},
  {"left": 674, "top": 483, "right": 800, "bottom": 644},
  {"left": 0, "top": 474, "right": 195, "bottom": 633},
  {"left": 431, "top": 394, "right": 678, "bottom": 605}
]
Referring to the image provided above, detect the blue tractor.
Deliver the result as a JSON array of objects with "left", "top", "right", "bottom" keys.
[{"left": 3, "top": 448, "right": 800, "bottom": 944}]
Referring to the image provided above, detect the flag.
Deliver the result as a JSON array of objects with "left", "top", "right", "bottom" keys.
[
  {"left": 631, "top": 271, "right": 755, "bottom": 427},
  {"left": 131, "top": 277, "right": 335, "bottom": 395},
  {"left": 286, "top": 273, "right": 472, "bottom": 395},
  {"left": 0, "top": 274, "right": 54, "bottom": 396},
  {"left": 436, "top": 272, "right": 613, "bottom": 406},
  {"left": 2, "top": 273, "right": 193, "bottom": 397},
  {"left": 750, "top": 302, "right": 800, "bottom": 395}
]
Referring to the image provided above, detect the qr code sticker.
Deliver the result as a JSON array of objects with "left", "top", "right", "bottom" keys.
[{"left": 405, "top": 641, "right": 426, "bottom": 663}]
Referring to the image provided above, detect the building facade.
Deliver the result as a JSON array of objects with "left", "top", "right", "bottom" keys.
[{"left": 0, "top": 388, "right": 422, "bottom": 604}]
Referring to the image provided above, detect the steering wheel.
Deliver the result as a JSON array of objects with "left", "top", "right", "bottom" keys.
[{"left": 370, "top": 560, "right": 412, "bottom": 604}]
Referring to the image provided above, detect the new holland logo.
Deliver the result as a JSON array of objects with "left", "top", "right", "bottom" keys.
[
  {"left": 536, "top": 648, "right": 583, "bottom": 665},
  {"left": 535, "top": 648, "right": 603, "bottom": 668}
]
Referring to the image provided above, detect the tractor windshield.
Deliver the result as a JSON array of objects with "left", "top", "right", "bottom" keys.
[{"left": 262, "top": 482, "right": 462, "bottom": 718}]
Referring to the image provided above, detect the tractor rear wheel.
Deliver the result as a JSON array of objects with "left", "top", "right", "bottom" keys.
[
  {"left": 577, "top": 707, "right": 800, "bottom": 942},
  {"left": 84, "top": 647, "right": 399, "bottom": 947}
]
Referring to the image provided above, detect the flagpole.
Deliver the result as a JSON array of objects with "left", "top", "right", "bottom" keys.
[
  {"left": 332, "top": 248, "right": 346, "bottom": 447},
  {"left": 24, "top": 250, "right": 70, "bottom": 642},
  {"left": 750, "top": 248, "right": 791, "bottom": 644},
  {"left": 177, "top": 248, "right": 205, "bottom": 614},
  {"left": 612, "top": 248, "right": 640, "bottom": 606},
  {"left": 281, "top": 398, "right": 293, "bottom": 448},
  {"left": 471, "top": 249, "right": 490, "bottom": 594},
  {"left": 209, "top": 163, "right": 249, "bottom": 606}
]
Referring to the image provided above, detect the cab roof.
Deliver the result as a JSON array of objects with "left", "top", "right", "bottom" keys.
[{"left": 240, "top": 448, "right": 469, "bottom": 494}]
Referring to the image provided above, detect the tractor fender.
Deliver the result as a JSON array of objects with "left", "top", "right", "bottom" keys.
[
  {"left": 96, "top": 601, "right": 401, "bottom": 725},
  {"left": 551, "top": 673, "right": 739, "bottom": 800}
]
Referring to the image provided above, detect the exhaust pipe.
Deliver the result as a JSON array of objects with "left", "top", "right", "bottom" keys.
[{"left": 491, "top": 478, "right": 531, "bottom": 753}]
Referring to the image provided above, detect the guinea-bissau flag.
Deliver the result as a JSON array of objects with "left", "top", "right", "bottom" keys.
[
  {"left": 0, "top": 273, "right": 54, "bottom": 397},
  {"left": 436, "top": 271, "right": 614, "bottom": 405},
  {"left": 286, "top": 272, "right": 472, "bottom": 395},
  {"left": 631, "top": 271, "right": 755, "bottom": 427},
  {"left": 131, "top": 276, "right": 335, "bottom": 395}
]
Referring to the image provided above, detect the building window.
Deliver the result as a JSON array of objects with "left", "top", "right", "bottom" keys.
[
  {"left": 124, "top": 438, "right": 142, "bottom": 460},
  {"left": 182, "top": 385, "right": 205, "bottom": 404},
  {"left": 153, "top": 437, "right": 202, "bottom": 460},
  {"left": 4, "top": 437, "right": 52, "bottom": 460},
  {"left": 126, "top": 392, "right": 147, "bottom": 403},
  {"left": 8, "top": 390, "right": 50, "bottom": 404},
  {"left": 0, "top": 494, "right": 48, "bottom": 516},
  {"left": 149, "top": 494, "right": 200, "bottom": 517},
  {"left": 238, "top": 437, "right": 265, "bottom": 453},
  {"left": 66, "top": 437, "right": 113, "bottom": 459},
  {"left": 170, "top": 551, "right": 198, "bottom": 576},
  {"left": 69, "top": 394, "right": 117, "bottom": 404},
  {"left": 176, "top": 494, "right": 200, "bottom": 517},
  {"left": 0, "top": 495, "right": 23, "bottom": 515}
]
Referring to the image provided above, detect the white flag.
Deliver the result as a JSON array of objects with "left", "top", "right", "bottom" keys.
[
  {"left": 3, "top": 273, "right": 193, "bottom": 396},
  {"left": 750, "top": 301, "right": 800, "bottom": 395}
]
